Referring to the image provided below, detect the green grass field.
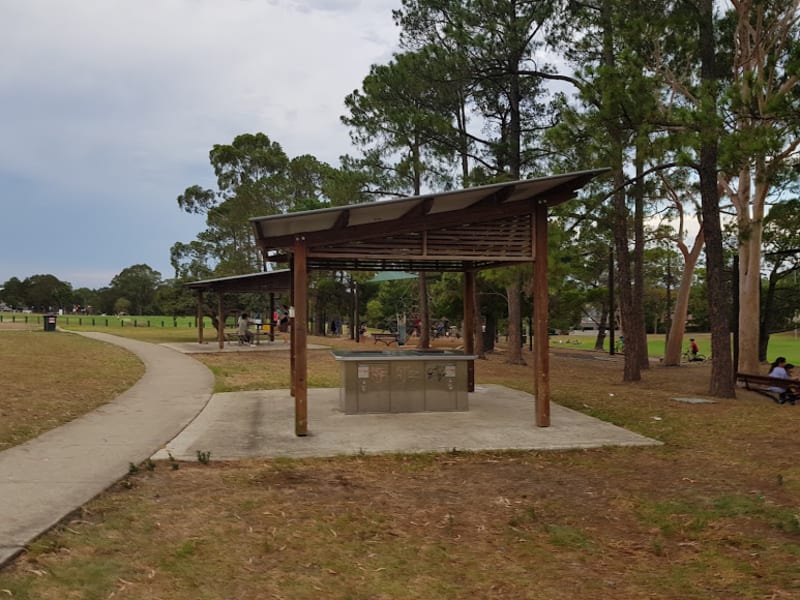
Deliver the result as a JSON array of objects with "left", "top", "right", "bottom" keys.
[
  {"left": 6, "top": 312, "right": 800, "bottom": 364},
  {"left": 551, "top": 330, "right": 800, "bottom": 365},
  {"left": 0, "top": 312, "right": 212, "bottom": 343}
]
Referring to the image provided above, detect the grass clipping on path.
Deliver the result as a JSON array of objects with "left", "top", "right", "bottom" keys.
[
  {"left": 2, "top": 340, "right": 800, "bottom": 599},
  {"left": 0, "top": 330, "right": 144, "bottom": 450}
]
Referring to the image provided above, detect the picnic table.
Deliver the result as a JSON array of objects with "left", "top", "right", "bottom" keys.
[
  {"left": 372, "top": 332, "right": 399, "bottom": 345},
  {"left": 224, "top": 328, "right": 263, "bottom": 345}
]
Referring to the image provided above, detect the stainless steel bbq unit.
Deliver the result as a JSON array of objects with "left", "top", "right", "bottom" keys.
[{"left": 331, "top": 350, "right": 477, "bottom": 414}]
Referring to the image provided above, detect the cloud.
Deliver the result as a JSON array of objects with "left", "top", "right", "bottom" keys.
[
  {"left": 0, "top": 0, "right": 400, "bottom": 288},
  {"left": 1, "top": 0, "right": 399, "bottom": 189}
]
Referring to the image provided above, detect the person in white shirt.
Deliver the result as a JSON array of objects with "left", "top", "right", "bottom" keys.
[{"left": 768, "top": 357, "right": 798, "bottom": 404}]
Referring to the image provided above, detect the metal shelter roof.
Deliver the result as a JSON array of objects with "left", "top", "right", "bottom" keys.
[
  {"left": 369, "top": 271, "right": 419, "bottom": 282},
  {"left": 183, "top": 270, "right": 291, "bottom": 294},
  {"left": 250, "top": 169, "right": 608, "bottom": 273}
]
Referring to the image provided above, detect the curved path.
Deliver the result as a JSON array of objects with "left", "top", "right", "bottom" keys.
[{"left": 0, "top": 332, "right": 214, "bottom": 568}]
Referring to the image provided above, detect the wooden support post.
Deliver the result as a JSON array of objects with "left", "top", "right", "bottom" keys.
[
  {"left": 217, "top": 292, "right": 224, "bottom": 350},
  {"left": 293, "top": 238, "right": 309, "bottom": 436},
  {"left": 290, "top": 310, "right": 296, "bottom": 396},
  {"left": 269, "top": 293, "right": 275, "bottom": 342},
  {"left": 464, "top": 269, "right": 476, "bottom": 392},
  {"left": 197, "top": 290, "right": 204, "bottom": 344},
  {"left": 533, "top": 202, "right": 550, "bottom": 426},
  {"left": 289, "top": 263, "right": 296, "bottom": 398}
]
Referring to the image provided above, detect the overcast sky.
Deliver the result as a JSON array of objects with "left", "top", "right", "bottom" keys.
[{"left": 0, "top": 0, "right": 400, "bottom": 289}]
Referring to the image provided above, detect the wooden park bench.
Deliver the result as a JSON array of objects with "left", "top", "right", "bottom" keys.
[
  {"left": 372, "top": 332, "right": 399, "bottom": 346},
  {"left": 224, "top": 329, "right": 262, "bottom": 345},
  {"left": 736, "top": 372, "right": 798, "bottom": 404},
  {"left": 224, "top": 330, "right": 247, "bottom": 344}
]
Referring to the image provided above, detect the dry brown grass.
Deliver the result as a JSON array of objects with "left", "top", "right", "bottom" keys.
[
  {"left": 0, "top": 328, "right": 144, "bottom": 450},
  {"left": 1, "top": 334, "right": 799, "bottom": 598}
]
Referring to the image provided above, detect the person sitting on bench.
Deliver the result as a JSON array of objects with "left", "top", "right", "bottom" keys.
[
  {"left": 768, "top": 357, "right": 799, "bottom": 404},
  {"left": 238, "top": 312, "right": 254, "bottom": 345}
]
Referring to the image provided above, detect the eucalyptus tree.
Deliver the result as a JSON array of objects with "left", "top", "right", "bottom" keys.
[
  {"left": 718, "top": 0, "right": 800, "bottom": 374},
  {"left": 154, "top": 280, "right": 197, "bottom": 318},
  {"left": 174, "top": 133, "right": 349, "bottom": 335},
  {"left": 656, "top": 170, "right": 705, "bottom": 366},
  {"left": 109, "top": 264, "right": 162, "bottom": 316},
  {"left": 176, "top": 133, "right": 289, "bottom": 275},
  {"left": 176, "top": 133, "right": 340, "bottom": 277},
  {"left": 760, "top": 198, "right": 800, "bottom": 360},
  {"left": 649, "top": 0, "right": 798, "bottom": 391},
  {"left": 170, "top": 240, "right": 216, "bottom": 281},
  {"left": 23, "top": 274, "right": 73, "bottom": 312},
  {"left": 318, "top": 155, "right": 376, "bottom": 208},
  {"left": 1, "top": 277, "right": 25, "bottom": 309},
  {"left": 646, "top": 0, "right": 764, "bottom": 394}
]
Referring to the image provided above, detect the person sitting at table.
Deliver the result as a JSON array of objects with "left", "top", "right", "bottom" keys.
[{"left": 237, "top": 312, "right": 254, "bottom": 345}]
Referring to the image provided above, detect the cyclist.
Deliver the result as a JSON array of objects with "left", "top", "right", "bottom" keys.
[{"left": 689, "top": 338, "right": 700, "bottom": 361}]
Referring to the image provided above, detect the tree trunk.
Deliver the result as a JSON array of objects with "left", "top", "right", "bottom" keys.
[
  {"left": 602, "top": 0, "right": 639, "bottom": 380},
  {"left": 737, "top": 217, "right": 764, "bottom": 373},
  {"left": 698, "top": 0, "right": 735, "bottom": 397},
  {"left": 417, "top": 274, "right": 430, "bottom": 349},
  {"left": 483, "top": 315, "right": 497, "bottom": 352},
  {"left": 505, "top": 279, "right": 525, "bottom": 365},
  {"left": 612, "top": 169, "right": 640, "bottom": 381},
  {"left": 758, "top": 271, "right": 779, "bottom": 362},
  {"left": 594, "top": 303, "right": 609, "bottom": 351},
  {"left": 663, "top": 230, "right": 705, "bottom": 365},
  {"left": 633, "top": 148, "right": 649, "bottom": 370},
  {"left": 473, "top": 282, "right": 486, "bottom": 359},
  {"left": 315, "top": 304, "right": 325, "bottom": 336}
]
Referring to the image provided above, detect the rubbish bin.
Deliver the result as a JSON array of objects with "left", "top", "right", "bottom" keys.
[{"left": 43, "top": 314, "right": 57, "bottom": 331}]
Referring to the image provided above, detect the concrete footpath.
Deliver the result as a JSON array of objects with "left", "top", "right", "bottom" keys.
[{"left": 0, "top": 332, "right": 214, "bottom": 568}]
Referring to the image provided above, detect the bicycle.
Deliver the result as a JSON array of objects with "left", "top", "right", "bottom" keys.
[{"left": 681, "top": 350, "right": 707, "bottom": 363}]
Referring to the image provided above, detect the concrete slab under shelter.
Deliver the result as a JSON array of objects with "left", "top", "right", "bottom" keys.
[{"left": 153, "top": 384, "right": 660, "bottom": 461}]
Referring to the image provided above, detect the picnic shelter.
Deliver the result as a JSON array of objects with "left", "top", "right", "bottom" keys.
[{"left": 247, "top": 168, "right": 608, "bottom": 435}]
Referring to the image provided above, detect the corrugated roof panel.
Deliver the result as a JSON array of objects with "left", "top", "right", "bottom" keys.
[
  {"left": 427, "top": 189, "right": 491, "bottom": 214},
  {"left": 250, "top": 169, "right": 609, "bottom": 257},
  {"left": 347, "top": 199, "right": 423, "bottom": 226}
]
